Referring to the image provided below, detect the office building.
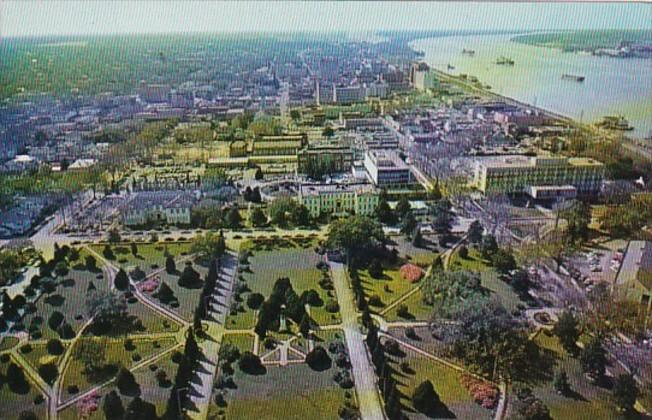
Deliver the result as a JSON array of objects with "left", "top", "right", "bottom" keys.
[
  {"left": 364, "top": 149, "right": 414, "bottom": 186},
  {"left": 473, "top": 155, "right": 605, "bottom": 196}
]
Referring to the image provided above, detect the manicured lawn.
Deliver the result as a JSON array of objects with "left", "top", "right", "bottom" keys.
[
  {"left": 360, "top": 263, "right": 417, "bottom": 312},
  {"left": 525, "top": 331, "right": 621, "bottom": 420},
  {"left": 59, "top": 349, "right": 179, "bottom": 420},
  {"left": 449, "top": 247, "right": 491, "bottom": 272},
  {"left": 0, "top": 355, "right": 47, "bottom": 420},
  {"left": 390, "top": 235, "right": 439, "bottom": 267},
  {"left": 221, "top": 363, "right": 351, "bottom": 420},
  {"left": 0, "top": 336, "right": 19, "bottom": 351},
  {"left": 88, "top": 241, "right": 192, "bottom": 274},
  {"left": 383, "top": 291, "right": 434, "bottom": 322},
  {"left": 222, "top": 333, "right": 256, "bottom": 354},
  {"left": 20, "top": 341, "right": 69, "bottom": 372},
  {"left": 226, "top": 238, "right": 340, "bottom": 330},
  {"left": 62, "top": 336, "right": 177, "bottom": 397},
  {"left": 149, "top": 260, "right": 208, "bottom": 322},
  {"left": 392, "top": 349, "right": 492, "bottom": 420}
]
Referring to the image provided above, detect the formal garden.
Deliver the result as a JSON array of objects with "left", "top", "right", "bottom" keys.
[
  {"left": 224, "top": 236, "right": 341, "bottom": 330},
  {"left": 209, "top": 329, "right": 358, "bottom": 420}
]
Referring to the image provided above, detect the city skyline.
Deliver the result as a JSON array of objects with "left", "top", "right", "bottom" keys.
[{"left": 2, "top": 1, "right": 650, "bottom": 37}]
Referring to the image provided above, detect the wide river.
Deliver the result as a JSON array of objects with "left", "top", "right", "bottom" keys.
[{"left": 411, "top": 34, "right": 652, "bottom": 139}]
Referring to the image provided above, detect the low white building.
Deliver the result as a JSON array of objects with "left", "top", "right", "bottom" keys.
[{"left": 122, "top": 191, "right": 194, "bottom": 226}]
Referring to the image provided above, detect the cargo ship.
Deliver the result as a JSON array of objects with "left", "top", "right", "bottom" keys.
[
  {"left": 495, "top": 56, "right": 515, "bottom": 65},
  {"left": 596, "top": 115, "right": 634, "bottom": 131},
  {"left": 561, "top": 74, "right": 585, "bottom": 82},
  {"left": 462, "top": 49, "right": 475, "bottom": 56}
]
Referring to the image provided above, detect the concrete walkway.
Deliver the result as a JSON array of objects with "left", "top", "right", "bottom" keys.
[
  {"left": 187, "top": 251, "right": 238, "bottom": 420},
  {"left": 330, "top": 262, "right": 385, "bottom": 420}
]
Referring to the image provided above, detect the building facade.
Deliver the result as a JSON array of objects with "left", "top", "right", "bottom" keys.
[
  {"left": 364, "top": 149, "right": 414, "bottom": 186},
  {"left": 473, "top": 156, "right": 605, "bottom": 196},
  {"left": 299, "top": 183, "right": 379, "bottom": 218}
]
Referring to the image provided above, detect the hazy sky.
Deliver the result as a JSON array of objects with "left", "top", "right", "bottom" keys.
[{"left": 2, "top": 1, "right": 650, "bottom": 37}]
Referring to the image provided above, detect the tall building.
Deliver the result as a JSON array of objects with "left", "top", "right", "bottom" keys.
[
  {"left": 333, "top": 84, "right": 366, "bottom": 105},
  {"left": 473, "top": 155, "right": 605, "bottom": 197},
  {"left": 364, "top": 149, "right": 414, "bottom": 186},
  {"left": 299, "top": 183, "right": 379, "bottom": 218}
]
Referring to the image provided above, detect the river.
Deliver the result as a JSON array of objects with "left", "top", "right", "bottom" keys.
[{"left": 411, "top": 34, "right": 652, "bottom": 139}]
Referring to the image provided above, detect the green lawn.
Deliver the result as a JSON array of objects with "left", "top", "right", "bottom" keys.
[
  {"left": 150, "top": 260, "right": 208, "bottom": 322},
  {"left": 221, "top": 363, "right": 351, "bottom": 420},
  {"left": 449, "top": 247, "right": 491, "bottom": 272},
  {"left": 360, "top": 263, "right": 417, "bottom": 312},
  {"left": 390, "top": 235, "right": 440, "bottom": 267},
  {"left": 525, "top": 331, "right": 622, "bottom": 420},
  {"left": 222, "top": 333, "right": 256, "bottom": 354},
  {"left": 0, "top": 336, "right": 19, "bottom": 351},
  {"left": 392, "top": 349, "right": 492, "bottom": 420},
  {"left": 226, "top": 238, "right": 340, "bottom": 330},
  {"left": 61, "top": 336, "right": 177, "bottom": 397},
  {"left": 59, "top": 349, "right": 179, "bottom": 420},
  {"left": 0, "top": 355, "right": 47, "bottom": 420},
  {"left": 20, "top": 341, "right": 69, "bottom": 373},
  {"left": 383, "top": 291, "right": 434, "bottom": 322},
  {"left": 88, "top": 241, "right": 192, "bottom": 274}
]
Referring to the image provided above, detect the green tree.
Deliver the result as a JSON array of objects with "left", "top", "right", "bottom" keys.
[
  {"left": 226, "top": 206, "right": 242, "bottom": 228},
  {"left": 553, "top": 368, "right": 570, "bottom": 395},
  {"left": 375, "top": 193, "right": 396, "bottom": 225},
  {"left": 468, "top": 220, "right": 484, "bottom": 244},
  {"left": 580, "top": 336, "right": 607, "bottom": 380},
  {"left": 490, "top": 249, "right": 516, "bottom": 274},
  {"left": 400, "top": 211, "right": 417, "bottom": 238},
  {"left": 103, "top": 390, "right": 125, "bottom": 420},
  {"left": 395, "top": 196, "right": 411, "bottom": 219},
  {"left": 130, "top": 242, "right": 138, "bottom": 257},
  {"left": 250, "top": 207, "right": 267, "bottom": 227},
  {"left": 480, "top": 234, "right": 498, "bottom": 259},
  {"left": 116, "top": 367, "right": 140, "bottom": 396},
  {"left": 612, "top": 373, "right": 638, "bottom": 413},
  {"left": 552, "top": 311, "right": 580, "bottom": 354},
  {"left": 413, "top": 380, "right": 440, "bottom": 414},
  {"left": 114, "top": 269, "right": 129, "bottom": 291},
  {"left": 368, "top": 259, "right": 384, "bottom": 279},
  {"left": 165, "top": 255, "right": 176, "bottom": 274},
  {"left": 564, "top": 200, "right": 591, "bottom": 244},
  {"left": 327, "top": 216, "right": 386, "bottom": 262}
]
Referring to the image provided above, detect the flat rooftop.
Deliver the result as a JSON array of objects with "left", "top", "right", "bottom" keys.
[
  {"left": 299, "top": 183, "right": 376, "bottom": 196},
  {"left": 479, "top": 155, "right": 603, "bottom": 169}
]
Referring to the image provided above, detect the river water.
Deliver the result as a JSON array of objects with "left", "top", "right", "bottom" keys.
[{"left": 411, "top": 34, "right": 652, "bottom": 139}]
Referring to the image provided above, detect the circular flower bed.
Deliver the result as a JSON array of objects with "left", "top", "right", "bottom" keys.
[{"left": 399, "top": 263, "right": 424, "bottom": 283}]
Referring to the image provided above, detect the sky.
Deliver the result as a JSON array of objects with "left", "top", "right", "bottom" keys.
[{"left": 2, "top": 1, "right": 650, "bottom": 37}]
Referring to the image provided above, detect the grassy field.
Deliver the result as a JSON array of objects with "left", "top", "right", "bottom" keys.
[
  {"left": 151, "top": 259, "right": 208, "bottom": 322},
  {"left": 59, "top": 349, "right": 179, "bottom": 420},
  {"left": 360, "top": 263, "right": 417, "bottom": 312},
  {"left": 449, "top": 247, "right": 491, "bottom": 272},
  {"left": 383, "top": 291, "right": 434, "bottom": 322},
  {"left": 390, "top": 235, "right": 439, "bottom": 267},
  {"left": 88, "top": 241, "right": 192, "bottom": 274},
  {"left": 524, "top": 331, "right": 622, "bottom": 420},
  {"left": 222, "top": 333, "right": 256, "bottom": 354},
  {"left": 226, "top": 237, "right": 340, "bottom": 330},
  {"left": 392, "top": 348, "right": 492, "bottom": 419},
  {"left": 0, "top": 355, "right": 47, "bottom": 420},
  {"left": 61, "top": 336, "right": 177, "bottom": 397},
  {"left": 0, "top": 336, "right": 19, "bottom": 351},
  {"left": 222, "top": 362, "right": 351, "bottom": 419},
  {"left": 20, "top": 341, "right": 69, "bottom": 372}
]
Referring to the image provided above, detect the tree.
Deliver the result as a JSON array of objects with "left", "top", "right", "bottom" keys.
[
  {"left": 375, "top": 192, "right": 396, "bottom": 225},
  {"left": 395, "top": 196, "right": 411, "bottom": 219},
  {"left": 179, "top": 263, "right": 202, "bottom": 288},
  {"left": 491, "top": 249, "right": 516, "bottom": 274},
  {"left": 322, "top": 126, "right": 335, "bottom": 138},
  {"left": 154, "top": 282, "right": 176, "bottom": 304},
  {"left": 580, "top": 336, "right": 607, "bottom": 380},
  {"left": 103, "top": 245, "right": 115, "bottom": 260},
  {"left": 458, "top": 245, "right": 469, "bottom": 259},
  {"left": 246, "top": 292, "right": 265, "bottom": 310},
  {"left": 480, "top": 234, "right": 498, "bottom": 259},
  {"left": 7, "top": 362, "right": 29, "bottom": 393},
  {"left": 114, "top": 269, "right": 129, "bottom": 291},
  {"left": 103, "top": 390, "right": 125, "bottom": 420},
  {"left": 108, "top": 229, "right": 121, "bottom": 244},
  {"left": 38, "top": 362, "right": 58, "bottom": 385},
  {"left": 291, "top": 204, "right": 311, "bottom": 227},
  {"left": 299, "top": 314, "right": 311, "bottom": 337},
  {"left": 511, "top": 269, "right": 530, "bottom": 297},
  {"left": 226, "top": 206, "right": 242, "bottom": 228},
  {"left": 85, "top": 255, "right": 97, "bottom": 271},
  {"left": 191, "top": 232, "right": 226, "bottom": 262},
  {"left": 250, "top": 207, "right": 267, "bottom": 227},
  {"left": 238, "top": 351, "right": 264, "bottom": 374},
  {"left": 87, "top": 291, "right": 138, "bottom": 336},
  {"left": 400, "top": 211, "right": 417, "bottom": 238},
  {"left": 368, "top": 259, "right": 384, "bottom": 279},
  {"left": 564, "top": 200, "right": 591, "bottom": 244},
  {"left": 254, "top": 167, "right": 264, "bottom": 180},
  {"left": 125, "top": 397, "right": 156, "bottom": 420},
  {"left": 553, "top": 368, "right": 570, "bottom": 395},
  {"left": 116, "top": 367, "right": 140, "bottom": 396},
  {"left": 412, "top": 228, "right": 423, "bottom": 248},
  {"left": 468, "top": 220, "right": 484, "bottom": 244},
  {"left": 553, "top": 311, "right": 580, "bottom": 354},
  {"left": 165, "top": 255, "right": 176, "bottom": 274},
  {"left": 327, "top": 216, "right": 386, "bottom": 263},
  {"left": 305, "top": 346, "right": 332, "bottom": 371},
  {"left": 130, "top": 242, "right": 138, "bottom": 257},
  {"left": 612, "top": 373, "right": 638, "bottom": 413},
  {"left": 413, "top": 380, "right": 440, "bottom": 414},
  {"left": 18, "top": 412, "right": 38, "bottom": 420},
  {"left": 431, "top": 199, "right": 453, "bottom": 235},
  {"left": 46, "top": 339, "right": 64, "bottom": 355}
]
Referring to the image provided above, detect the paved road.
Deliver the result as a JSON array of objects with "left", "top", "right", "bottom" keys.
[
  {"left": 188, "top": 251, "right": 238, "bottom": 420},
  {"left": 330, "top": 262, "right": 385, "bottom": 420}
]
